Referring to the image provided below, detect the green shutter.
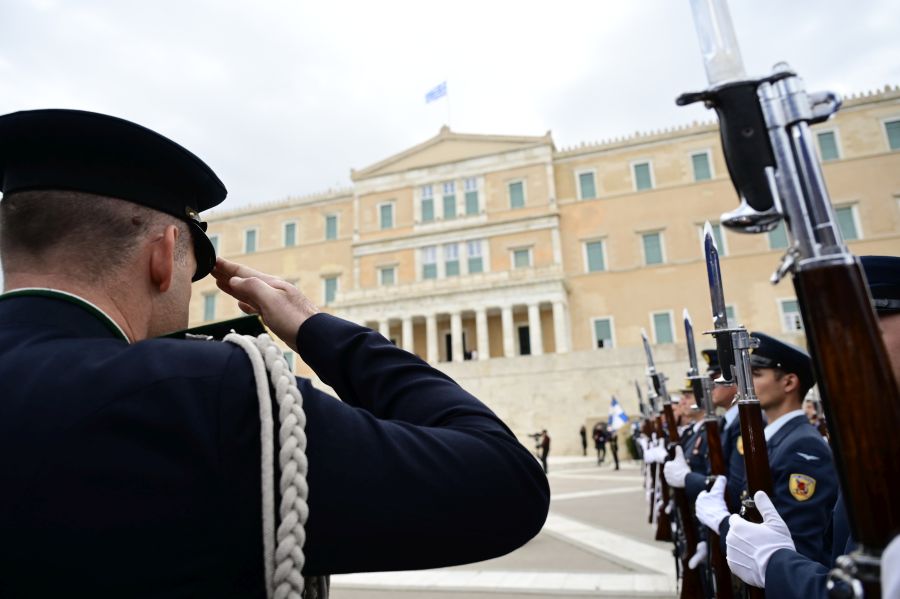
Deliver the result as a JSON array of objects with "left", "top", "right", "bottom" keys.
[
  {"left": 245, "top": 230, "right": 257, "bottom": 253},
  {"left": 380, "top": 268, "right": 395, "bottom": 285},
  {"left": 886, "top": 120, "right": 900, "bottom": 151},
  {"left": 725, "top": 305, "right": 736, "bottom": 325},
  {"left": 692, "top": 153, "right": 711, "bottom": 181},
  {"left": 594, "top": 319, "right": 612, "bottom": 348},
  {"left": 284, "top": 223, "right": 296, "bottom": 247},
  {"left": 653, "top": 313, "right": 673, "bottom": 344},
  {"left": 579, "top": 172, "right": 596, "bottom": 199},
  {"left": 422, "top": 264, "right": 437, "bottom": 279},
  {"left": 509, "top": 182, "right": 525, "bottom": 208},
  {"left": 445, "top": 260, "right": 460, "bottom": 276},
  {"left": 443, "top": 195, "right": 456, "bottom": 219},
  {"left": 468, "top": 257, "right": 483, "bottom": 273},
  {"left": 817, "top": 131, "right": 839, "bottom": 161},
  {"left": 634, "top": 163, "right": 653, "bottom": 190},
  {"left": 465, "top": 191, "right": 479, "bottom": 215},
  {"left": 324, "top": 277, "right": 337, "bottom": 304},
  {"left": 586, "top": 241, "right": 605, "bottom": 272},
  {"left": 514, "top": 249, "right": 530, "bottom": 268},
  {"left": 768, "top": 221, "right": 788, "bottom": 250},
  {"left": 643, "top": 233, "right": 663, "bottom": 265},
  {"left": 379, "top": 204, "right": 393, "bottom": 229},
  {"left": 421, "top": 199, "right": 434, "bottom": 222},
  {"left": 283, "top": 351, "right": 294, "bottom": 371},
  {"left": 203, "top": 293, "right": 216, "bottom": 322},
  {"left": 835, "top": 207, "right": 858, "bottom": 240},
  {"left": 712, "top": 224, "right": 726, "bottom": 256},
  {"left": 210, "top": 235, "right": 219, "bottom": 254},
  {"left": 325, "top": 216, "right": 337, "bottom": 240}
]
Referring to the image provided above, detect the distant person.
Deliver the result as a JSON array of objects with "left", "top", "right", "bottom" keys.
[
  {"left": 592, "top": 422, "right": 607, "bottom": 465},
  {"left": 540, "top": 430, "right": 551, "bottom": 474},
  {"left": 609, "top": 429, "right": 620, "bottom": 470},
  {"left": 579, "top": 425, "right": 587, "bottom": 456}
]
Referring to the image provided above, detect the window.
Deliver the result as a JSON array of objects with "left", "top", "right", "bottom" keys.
[
  {"left": 652, "top": 311, "right": 674, "bottom": 344},
  {"left": 768, "top": 221, "right": 789, "bottom": 250},
  {"left": 517, "top": 325, "right": 531, "bottom": 356},
  {"left": 325, "top": 214, "right": 338, "bottom": 240},
  {"left": 379, "top": 202, "right": 394, "bottom": 230},
  {"left": 467, "top": 240, "right": 483, "bottom": 273},
  {"left": 421, "top": 185, "right": 435, "bottom": 223},
  {"left": 691, "top": 152, "right": 712, "bottom": 181},
  {"left": 464, "top": 177, "right": 479, "bottom": 215},
  {"left": 817, "top": 131, "right": 840, "bottom": 161},
  {"left": 512, "top": 247, "right": 532, "bottom": 269},
  {"left": 632, "top": 161, "right": 654, "bottom": 191},
  {"left": 725, "top": 305, "right": 737, "bottom": 326},
  {"left": 442, "top": 181, "right": 457, "bottom": 220},
  {"left": 323, "top": 276, "right": 338, "bottom": 305},
  {"left": 593, "top": 318, "right": 614, "bottom": 349},
  {"left": 509, "top": 181, "right": 525, "bottom": 209},
  {"left": 379, "top": 266, "right": 396, "bottom": 286},
  {"left": 283, "top": 351, "right": 294, "bottom": 372},
  {"left": 886, "top": 119, "right": 900, "bottom": 151},
  {"left": 444, "top": 244, "right": 460, "bottom": 277},
  {"left": 283, "top": 222, "right": 297, "bottom": 247},
  {"left": 209, "top": 234, "right": 220, "bottom": 255},
  {"left": 780, "top": 299, "right": 804, "bottom": 332},
  {"left": 203, "top": 292, "right": 216, "bottom": 322},
  {"left": 244, "top": 228, "right": 258, "bottom": 254},
  {"left": 835, "top": 206, "right": 859, "bottom": 240},
  {"left": 578, "top": 171, "right": 597, "bottom": 200},
  {"left": 642, "top": 232, "right": 664, "bottom": 265},
  {"left": 584, "top": 240, "right": 606, "bottom": 272},
  {"left": 422, "top": 246, "right": 437, "bottom": 280}
]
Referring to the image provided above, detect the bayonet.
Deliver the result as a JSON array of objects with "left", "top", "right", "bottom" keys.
[{"left": 704, "top": 222, "right": 736, "bottom": 384}]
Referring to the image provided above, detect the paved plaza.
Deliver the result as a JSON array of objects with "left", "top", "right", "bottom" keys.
[{"left": 331, "top": 457, "right": 678, "bottom": 599}]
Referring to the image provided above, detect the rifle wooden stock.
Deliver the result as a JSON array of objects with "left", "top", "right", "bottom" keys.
[
  {"left": 654, "top": 416, "right": 674, "bottom": 543},
  {"left": 649, "top": 462, "right": 657, "bottom": 524},
  {"left": 794, "top": 261, "right": 900, "bottom": 596},
  {"left": 662, "top": 404, "right": 703, "bottom": 598},
  {"left": 704, "top": 418, "right": 734, "bottom": 599},
  {"left": 737, "top": 401, "right": 771, "bottom": 599}
]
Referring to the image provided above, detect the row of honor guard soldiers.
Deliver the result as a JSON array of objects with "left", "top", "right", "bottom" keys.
[{"left": 638, "top": 255, "right": 900, "bottom": 598}]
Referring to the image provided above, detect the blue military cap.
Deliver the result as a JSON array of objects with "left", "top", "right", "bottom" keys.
[
  {"left": 0, "top": 109, "right": 225, "bottom": 281},
  {"left": 749, "top": 331, "right": 815, "bottom": 395},
  {"left": 701, "top": 348, "right": 720, "bottom": 374},
  {"left": 861, "top": 255, "right": 900, "bottom": 314}
]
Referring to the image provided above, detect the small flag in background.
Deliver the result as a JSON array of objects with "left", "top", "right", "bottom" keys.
[
  {"left": 425, "top": 81, "right": 447, "bottom": 103},
  {"left": 607, "top": 396, "right": 630, "bottom": 431}
]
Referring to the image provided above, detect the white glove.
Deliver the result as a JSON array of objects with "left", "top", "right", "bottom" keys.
[
  {"left": 695, "top": 475, "right": 730, "bottom": 531},
  {"left": 726, "top": 490, "right": 795, "bottom": 588},
  {"left": 883, "top": 533, "right": 900, "bottom": 599},
  {"left": 664, "top": 446, "right": 690, "bottom": 488},
  {"left": 664, "top": 499, "right": 674, "bottom": 515},
  {"left": 638, "top": 436, "right": 649, "bottom": 454},
  {"left": 688, "top": 541, "right": 708, "bottom": 570},
  {"left": 646, "top": 444, "right": 667, "bottom": 464}
]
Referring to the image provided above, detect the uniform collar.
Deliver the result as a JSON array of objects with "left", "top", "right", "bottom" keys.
[
  {"left": 764, "top": 409, "right": 805, "bottom": 442},
  {"left": 0, "top": 288, "right": 130, "bottom": 343},
  {"left": 723, "top": 404, "right": 739, "bottom": 427}
]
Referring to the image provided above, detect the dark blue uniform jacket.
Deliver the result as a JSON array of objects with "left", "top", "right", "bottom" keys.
[
  {"left": 685, "top": 414, "right": 743, "bottom": 509},
  {"left": 0, "top": 295, "right": 549, "bottom": 598},
  {"left": 719, "top": 414, "right": 837, "bottom": 567}
]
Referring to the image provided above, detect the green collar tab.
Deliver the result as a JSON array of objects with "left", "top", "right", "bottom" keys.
[{"left": 0, "top": 288, "right": 131, "bottom": 343}]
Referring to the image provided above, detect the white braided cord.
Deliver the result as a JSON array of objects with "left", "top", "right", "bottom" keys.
[{"left": 225, "top": 333, "right": 309, "bottom": 599}]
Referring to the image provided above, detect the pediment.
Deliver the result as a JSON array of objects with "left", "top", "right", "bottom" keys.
[{"left": 352, "top": 126, "right": 553, "bottom": 181}]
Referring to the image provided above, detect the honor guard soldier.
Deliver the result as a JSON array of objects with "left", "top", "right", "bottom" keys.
[
  {"left": 0, "top": 109, "right": 550, "bottom": 598},
  {"left": 695, "top": 332, "right": 838, "bottom": 569},
  {"left": 724, "top": 255, "right": 900, "bottom": 597}
]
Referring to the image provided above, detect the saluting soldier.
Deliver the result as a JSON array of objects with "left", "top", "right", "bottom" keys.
[
  {"left": 0, "top": 109, "right": 550, "bottom": 597},
  {"left": 695, "top": 333, "right": 838, "bottom": 568}
]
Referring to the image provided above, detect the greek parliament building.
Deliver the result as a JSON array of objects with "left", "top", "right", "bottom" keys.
[{"left": 191, "top": 87, "right": 900, "bottom": 454}]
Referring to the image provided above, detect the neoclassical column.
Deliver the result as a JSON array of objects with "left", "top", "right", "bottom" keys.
[
  {"left": 528, "top": 303, "right": 544, "bottom": 356},
  {"left": 552, "top": 300, "right": 570, "bottom": 354},
  {"left": 426, "top": 313, "right": 438, "bottom": 363},
  {"left": 501, "top": 305, "right": 515, "bottom": 357},
  {"left": 450, "top": 311, "right": 463, "bottom": 363},
  {"left": 475, "top": 307, "right": 489, "bottom": 360},
  {"left": 379, "top": 319, "right": 391, "bottom": 341},
  {"left": 401, "top": 316, "right": 414, "bottom": 353}
]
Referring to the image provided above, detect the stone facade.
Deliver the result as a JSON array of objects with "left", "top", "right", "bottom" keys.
[{"left": 190, "top": 87, "right": 900, "bottom": 454}]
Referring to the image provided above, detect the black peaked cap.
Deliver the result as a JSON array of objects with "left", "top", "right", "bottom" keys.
[
  {"left": 0, "top": 109, "right": 226, "bottom": 280},
  {"left": 749, "top": 331, "right": 815, "bottom": 393},
  {"left": 860, "top": 255, "right": 900, "bottom": 314}
]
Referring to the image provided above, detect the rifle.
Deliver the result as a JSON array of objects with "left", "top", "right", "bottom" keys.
[
  {"left": 684, "top": 309, "right": 734, "bottom": 599},
  {"left": 636, "top": 382, "right": 658, "bottom": 524},
  {"left": 641, "top": 331, "right": 703, "bottom": 599},
  {"left": 680, "top": 1, "right": 900, "bottom": 594},
  {"left": 647, "top": 385, "right": 674, "bottom": 542}
]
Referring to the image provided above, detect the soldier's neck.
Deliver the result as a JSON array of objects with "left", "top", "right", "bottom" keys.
[{"left": 763, "top": 396, "right": 802, "bottom": 426}]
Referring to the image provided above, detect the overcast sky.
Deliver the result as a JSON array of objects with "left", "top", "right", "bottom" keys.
[{"left": 2, "top": 0, "right": 899, "bottom": 214}]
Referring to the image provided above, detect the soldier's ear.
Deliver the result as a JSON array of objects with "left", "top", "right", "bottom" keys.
[
  {"left": 782, "top": 372, "right": 801, "bottom": 395},
  {"left": 148, "top": 225, "right": 178, "bottom": 293}
]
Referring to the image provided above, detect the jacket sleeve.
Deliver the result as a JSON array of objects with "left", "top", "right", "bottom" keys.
[
  {"left": 221, "top": 313, "right": 550, "bottom": 577},
  {"left": 764, "top": 548, "right": 829, "bottom": 599},
  {"left": 685, "top": 471, "right": 708, "bottom": 504}
]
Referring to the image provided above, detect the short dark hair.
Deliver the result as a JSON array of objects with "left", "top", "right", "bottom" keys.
[{"left": 0, "top": 190, "right": 188, "bottom": 282}]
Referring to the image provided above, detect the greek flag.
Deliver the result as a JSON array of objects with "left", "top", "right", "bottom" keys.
[
  {"left": 425, "top": 81, "right": 447, "bottom": 103},
  {"left": 608, "top": 396, "right": 629, "bottom": 431}
]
